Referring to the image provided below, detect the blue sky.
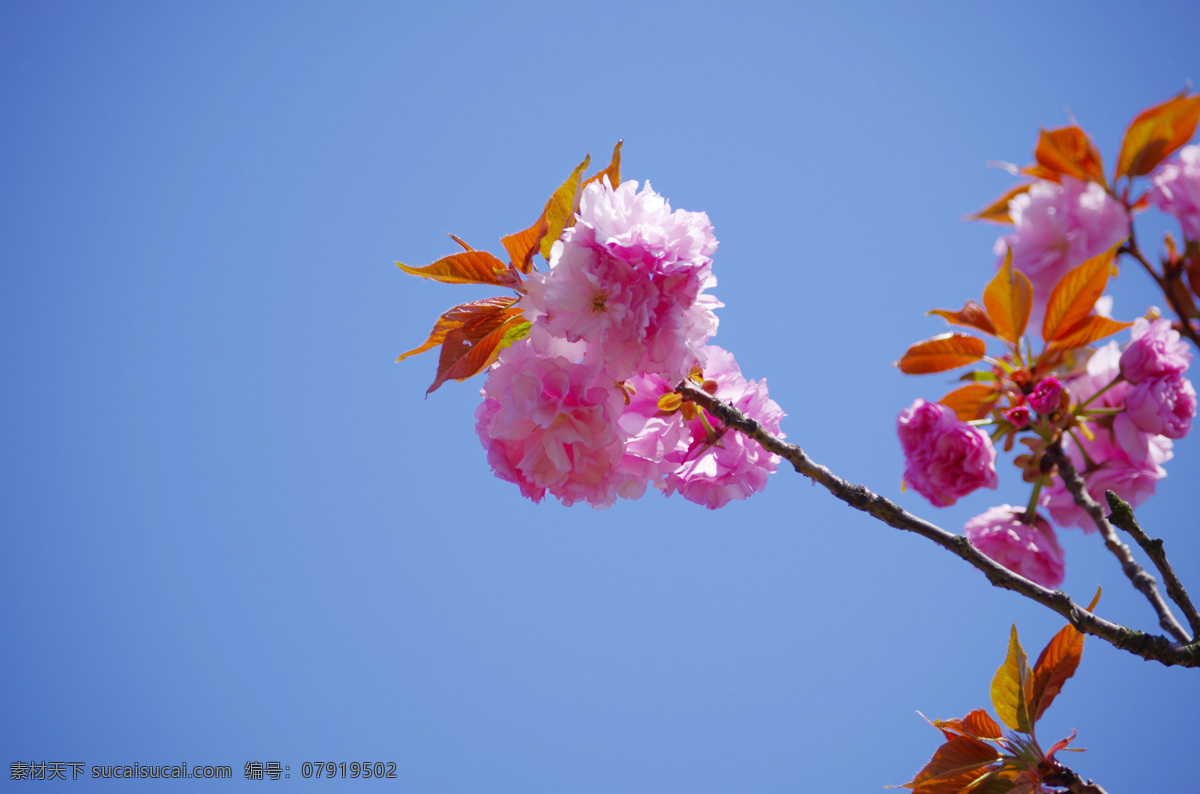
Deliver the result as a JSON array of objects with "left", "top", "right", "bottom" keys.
[{"left": 3, "top": 1, "right": 1198, "bottom": 791}]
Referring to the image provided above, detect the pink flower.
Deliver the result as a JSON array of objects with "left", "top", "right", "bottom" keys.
[
  {"left": 523, "top": 179, "right": 720, "bottom": 382},
  {"left": 964, "top": 506, "right": 1066, "bottom": 588},
  {"left": 896, "top": 399, "right": 999, "bottom": 507},
  {"left": 475, "top": 337, "right": 636, "bottom": 508},
  {"left": 663, "top": 346, "right": 784, "bottom": 509},
  {"left": 1149, "top": 144, "right": 1200, "bottom": 240},
  {"left": 1004, "top": 405, "right": 1031, "bottom": 428},
  {"left": 1124, "top": 374, "right": 1196, "bottom": 439},
  {"left": 995, "top": 177, "right": 1128, "bottom": 331},
  {"left": 1119, "top": 317, "right": 1192, "bottom": 384},
  {"left": 616, "top": 372, "right": 688, "bottom": 488},
  {"left": 1028, "top": 376, "right": 1063, "bottom": 414}
]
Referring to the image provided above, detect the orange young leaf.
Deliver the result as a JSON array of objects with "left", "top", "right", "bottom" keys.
[
  {"left": 969, "top": 183, "right": 1034, "bottom": 224},
  {"left": 1041, "top": 243, "right": 1121, "bottom": 343},
  {"left": 928, "top": 301, "right": 997, "bottom": 336},
  {"left": 939, "top": 383, "right": 998, "bottom": 422},
  {"left": 896, "top": 333, "right": 988, "bottom": 375},
  {"left": 1116, "top": 92, "right": 1200, "bottom": 180},
  {"left": 582, "top": 139, "right": 623, "bottom": 191},
  {"left": 984, "top": 248, "right": 1033, "bottom": 346},
  {"left": 447, "top": 233, "right": 474, "bottom": 251},
  {"left": 1028, "top": 126, "right": 1107, "bottom": 185},
  {"left": 1027, "top": 624, "right": 1084, "bottom": 725},
  {"left": 397, "top": 296, "right": 520, "bottom": 363},
  {"left": 397, "top": 250, "right": 521, "bottom": 288},
  {"left": 538, "top": 155, "right": 592, "bottom": 259},
  {"left": 990, "top": 625, "right": 1032, "bottom": 733},
  {"left": 1027, "top": 588, "right": 1100, "bottom": 723},
  {"left": 932, "top": 709, "right": 1005, "bottom": 742},
  {"left": 898, "top": 735, "right": 1001, "bottom": 792},
  {"left": 426, "top": 310, "right": 529, "bottom": 394},
  {"left": 1045, "top": 315, "right": 1133, "bottom": 352},
  {"left": 501, "top": 215, "right": 548, "bottom": 274}
]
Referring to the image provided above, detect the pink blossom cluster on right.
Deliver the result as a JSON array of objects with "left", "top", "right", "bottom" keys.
[
  {"left": 1150, "top": 144, "right": 1200, "bottom": 240},
  {"left": 476, "top": 179, "right": 783, "bottom": 510},
  {"left": 1043, "top": 319, "right": 1195, "bottom": 531}
]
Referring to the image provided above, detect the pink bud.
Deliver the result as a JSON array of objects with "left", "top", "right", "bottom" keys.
[
  {"left": 1004, "top": 405, "right": 1031, "bottom": 428},
  {"left": 1028, "top": 377, "right": 1063, "bottom": 414}
]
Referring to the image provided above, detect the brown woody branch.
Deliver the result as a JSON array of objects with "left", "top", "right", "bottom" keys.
[
  {"left": 1122, "top": 225, "right": 1200, "bottom": 350},
  {"left": 1104, "top": 490, "right": 1200, "bottom": 639},
  {"left": 1044, "top": 443, "right": 1193, "bottom": 645},
  {"left": 674, "top": 381, "right": 1200, "bottom": 668}
]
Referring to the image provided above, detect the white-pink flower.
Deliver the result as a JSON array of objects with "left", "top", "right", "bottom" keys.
[
  {"left": 663, "top": 346, "right": 784, "bottom": 509},
  {"left": 995, "top": 177, "right": 1128, "bottom": 331},
  {"left": 522, "top": 179, "right": 720, "bottom": 382},
  {"left": 1149, "top": 144, "right": 1200, "bottom": 240},
  {"left": 964, "top": 506, "right": 1066, "bottom": 588}
]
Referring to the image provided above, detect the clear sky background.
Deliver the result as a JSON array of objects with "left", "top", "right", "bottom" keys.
[{"left": 3, "top": 1, "right": 1199, "bottom": 791}]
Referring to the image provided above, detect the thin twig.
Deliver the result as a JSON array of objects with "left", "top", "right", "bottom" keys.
[
  {"left": 675, "top": 381, "right": 1200, "bottom": 668},
  {"left": 1045, "top": 444, "right": 1193, "bottom": 644},
  {"left": 1123, "top": 225, "right": 1200, "bottom": 349},
  {"left": 1104, "top": 490, "right": 1200, "bottom": 639}
]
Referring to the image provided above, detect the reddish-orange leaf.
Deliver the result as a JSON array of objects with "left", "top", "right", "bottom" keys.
[
  {"left": 582, "top": 139, "right": 623, "bottom": 191},
  {"left": 939, "top": 383, "right": 998, "bottom": 422},
  {"left": 501, "top": 215, "right": 548, "bottom": 274},
  {"left": 1041, "top": 243, "right": 1121, "bottom": 343},
  {"left": 990, "top": 625, "right": 1032, "bottom": 733},
  {"left": 427, "top": 310, "right": 528, "bottom": 394},
  {"left": 900, "top": 735, "right": 1001, "bottom": 791},
  {"left": 983, "top": 249, "right": 1033, "bottom": 345},
  {"left": 396, "top": 297, "right": 520, "bottom": 363},
  {"left": 896, "top": 333, "right": 988, "bottom": 375},
  {"left": 1116, "top": 92, "right": 1200, "bottom": 180},
  {"left": 397, "top": 250, "right": 521, "bottom": 288},
  {"left": 1028, "top": 126, "right": 1107, "bottom": 186},
  {"left": 1045, "top": 315, "right": 1133, "bottom": 352},
  {"left": 1027, "top": 624, "right": 1084, "bottom": 724},
  {"left": 969, "top": 184, "right": 1034, "bottom": 224},
  {"left": 928, "top": 301, "right": 997, "bottom": 336},
  {"left": 538, "top": 155, "right": 591, "bottom": 259},
  {"left": 447, "top": 233, "right": 474, "bottom": 252},
  {"left": 931, "top": 709, "right": 1004, "bottom": 742},
  {"left": 1027, "top": 589, "right": 1099, "bottom": 723}
]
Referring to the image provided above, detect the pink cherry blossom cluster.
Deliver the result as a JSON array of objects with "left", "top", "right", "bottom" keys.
[
  {"left": 896, "top": 147, "right": 1200, "bottom": 587},
  {"left": 1043, "top": 320, "right": 1195, "bottom": 531},
  {"left": 476, "top": 179, "right": 783, "bottom": 509}
]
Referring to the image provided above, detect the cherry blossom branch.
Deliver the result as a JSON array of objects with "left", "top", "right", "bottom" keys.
[
  {"left": 1043, "top": 763, "right": 1111, "bottom": 794},
  {"left": 1122, "top": 226, "right": 1200, "bottom": 349},
  {"left": 674, "top": 381, "right": 1200, "bottom": 668},
  {"left": 1104, "top": 491, "right": 1200, "bottom": 639},
  {"left": 1043, "top": 443, "right": 1193, "bottom": 644}
]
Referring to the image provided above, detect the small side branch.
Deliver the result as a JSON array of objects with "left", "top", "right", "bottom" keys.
[
  {"left": 1043, "top": 763, "right": 1111, "bottom": 794},
  {"left": 675, "top": 381, "right": 1200, "bottom": 668},
  {"left": 1046, "top": 444, "right": 1193, "bottom": 644},
  {"left": 1105, "top": 491, "right": 1200, "bottom": 640},
  {"left": 1122, "top": 226, "right": 1200, "bottom": 349}
]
